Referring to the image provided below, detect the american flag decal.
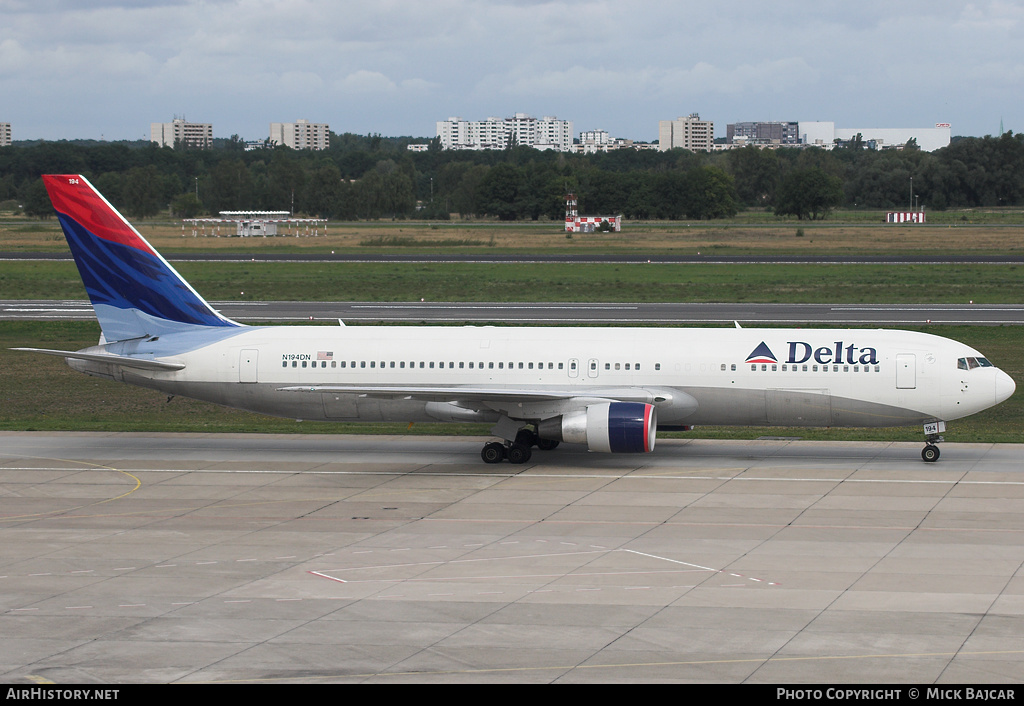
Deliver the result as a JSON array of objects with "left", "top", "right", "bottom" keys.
[{"left": 317, "top": 351, "right": 334, "bottom": 360}]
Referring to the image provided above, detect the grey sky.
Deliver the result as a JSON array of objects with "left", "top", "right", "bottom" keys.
[{"left": 1, "top": 0, "right": 1020, "bottom": 142}]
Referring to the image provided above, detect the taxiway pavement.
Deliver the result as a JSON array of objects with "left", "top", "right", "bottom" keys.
[
  {"left": 1, "top": 432, "right": 1022, "bottom": 684},
  {"left": 4, "top": 299, "right": 1024, "bottom": 325}
]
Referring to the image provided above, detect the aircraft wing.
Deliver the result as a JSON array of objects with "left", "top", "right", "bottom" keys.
[
  {"left": 12, "top": 347, "right": 186, "bottom": 372},
  {"left": 277, "top": 384, "right": 683, "bottom": 411}
]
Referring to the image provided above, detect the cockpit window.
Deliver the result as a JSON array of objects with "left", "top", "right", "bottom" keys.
[{"left": 958, "top": 356, "right": 993, "bottom": 370}]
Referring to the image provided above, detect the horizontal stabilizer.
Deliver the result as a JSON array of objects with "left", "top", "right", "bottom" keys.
[{"left": 12, "top": 347, "right": 185, "bottom": 371}]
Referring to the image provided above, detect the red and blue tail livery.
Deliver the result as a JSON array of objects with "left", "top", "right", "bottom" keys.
[{"left": 43, "top": 174, "right": 240, "bottom": 342}]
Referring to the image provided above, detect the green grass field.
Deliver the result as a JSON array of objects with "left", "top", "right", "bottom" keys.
[
  {"left": 3, "top": 260, "right": 1023, "bottom": 304},
  {"left": 4, "top": 210, "right": 1024, "bottom": 257}
]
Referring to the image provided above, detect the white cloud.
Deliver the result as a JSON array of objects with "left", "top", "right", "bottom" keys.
[
  {"left": 336, "top": 70, "right": 398, "bottom": 93},
  {"left": 484, "top": 57, "right": 818, "bottom": 101},
  {"left": 0, "top": 0, "right": 1021, "bottom": 140}
]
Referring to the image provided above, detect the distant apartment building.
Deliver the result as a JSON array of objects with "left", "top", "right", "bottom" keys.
[
  {"left": 574, "top": 129, "right": 643, "bottom": 154},
  {"left": 727, "top": 121, "right": 800, "bottom": 145},
  {"left": 658, "top": 113, "right": 714, "bottom": 151},
  {"left": 798, "top": 121, "right": 951, "bottom": 152},
  {"left": 576, "top": 129, "right": 612, "bottom": 153},
  {"left": 580, "top": 129, "right": 612, "bottom": 145},
  {"left": 151, "top": 118, "right": 213, "bottom": 149},
  {"left": 0, "top": 122, "right": 11, "bottom": 147},
  {"left": 269, "top": 119, "right": 330, "bottom": 150},
  {"left": 437, "top": 114, "right": 574, "bottom": 151}
]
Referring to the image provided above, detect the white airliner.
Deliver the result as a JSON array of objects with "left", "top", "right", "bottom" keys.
[{"left": 16, "top": 174, "right": 1016, "bottom": 464}]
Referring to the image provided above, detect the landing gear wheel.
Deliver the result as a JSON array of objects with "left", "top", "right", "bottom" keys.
[
  {"left": 506, "top": 443, "right": 532, "bottom": 464},
  {"left": 481, "top": 442, "right": 506, "bottom": 464},
  {"left": 536, "top": 438, "right": 559, "bottom": 451},
  {"left": 922, "top": 444, "right": 940, "bottom": 463}
]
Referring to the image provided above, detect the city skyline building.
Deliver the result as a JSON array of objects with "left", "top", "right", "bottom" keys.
[
  {"left": 727, "top": 121, "right": 800, "bottom": 145},
  {"left": 269, "top": 119, "right": 330, "bottom": 150},
  {"left": 799, "top": 121, "right": 951, "bottom": 152},
  {"left": 2, "top": 112, "right": 963, "bottom": 155},
  {"left": 437, "top": 113, "right": 574, "bottom": 151},
  {"left": 658, "top": 114, "right": 715, "bottom": 151},
  {"left": 150, "top": 118, "right": 213, "bottom": 149}
]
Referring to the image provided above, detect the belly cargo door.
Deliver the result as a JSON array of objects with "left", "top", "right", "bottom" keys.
[
  {"left": 765, "top": 388, "right": 833, "bottom": 426},
  {"left": 322, "top": 393, "right": 359, "bottom": 418}
]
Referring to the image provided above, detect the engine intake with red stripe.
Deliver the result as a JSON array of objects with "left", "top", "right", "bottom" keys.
[{"left": 538, "top": 402, "right": 657, "bottom": 453}]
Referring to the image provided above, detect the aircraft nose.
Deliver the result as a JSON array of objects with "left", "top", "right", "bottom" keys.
[{"left": 995, "top": 369, "right": 1016, "bottom": 405}]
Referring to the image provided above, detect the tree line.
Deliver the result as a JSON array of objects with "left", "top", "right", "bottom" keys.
[{"left": 1, "top": 130, "right": 1022, "bottom": 222}]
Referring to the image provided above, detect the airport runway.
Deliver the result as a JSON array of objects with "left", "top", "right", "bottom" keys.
[
  {"left": 6, "top": 251, "right": 1024, "bottom": 265},
  {"left": 2, "top": 432, "right": 1022, "bottom": 684},
  {"left": 5, "top": 299, "right": 1024, "bottom": 325}
]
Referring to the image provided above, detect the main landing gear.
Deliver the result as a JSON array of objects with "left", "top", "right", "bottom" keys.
[
  {"left": 480, "top": 428, "right": 559, "bottom": 464},
  {"left": 921, "top": 421, "right": 946, "bottom": 463}
]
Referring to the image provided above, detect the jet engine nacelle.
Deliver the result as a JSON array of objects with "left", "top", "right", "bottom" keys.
[{"left": 538, "top": 402, "right": 657, "bottom": 453}]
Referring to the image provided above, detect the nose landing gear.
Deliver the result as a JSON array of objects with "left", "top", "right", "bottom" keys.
[{"left": 921, "top": 421, "right": 946, "bottom": 463}]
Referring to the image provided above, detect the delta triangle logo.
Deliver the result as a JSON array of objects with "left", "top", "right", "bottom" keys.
[{"left": 745, "top": 341, "right": 778, "bottom": 364}]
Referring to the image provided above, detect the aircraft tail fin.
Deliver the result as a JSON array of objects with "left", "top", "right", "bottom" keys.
[{"left": 42, "top": 174, "right": 241, "bottom": 342}]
